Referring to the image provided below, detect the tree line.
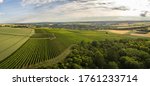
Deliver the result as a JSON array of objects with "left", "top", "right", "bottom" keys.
[{"left": 52, "top": 38, "right": 150, "bottom": 69}]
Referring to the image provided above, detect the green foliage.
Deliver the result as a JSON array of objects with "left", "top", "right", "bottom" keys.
[
  {"left": 120, "top": 56, "right": 144, "bottom": 69},
  {"left": 123, "top": 48, "right": 150, "bottom": 60},
  {"left": 93, "top": 51, "right": 105, "bottom": 68},
  {"left": 145, "top": 58, "right": 150, "bottom": 68},
  {"left": 55, "top": 39, "right": 150, "bottom": 69},
  {"left": 107, "top": 61, "right": 119, "bottom": 69}
]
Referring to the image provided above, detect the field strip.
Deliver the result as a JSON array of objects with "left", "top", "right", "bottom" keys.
[
  {"left": 0, "top": 35, "right": 14, "bottom": 42},
  {"left": 30, "top": 38, "right": 55, "bottom": 39},
  {"left": 107, "top": 30, "right": 131, "bottom": 34},
  {"left": 131, "top": 33, "right": 150, "bottom": 37},
  {"left": 0, "top": 32, "right": 30, "bottom": 36},
  {"left": 30, "top": 33, "right": 56, "bottom": 40},
  {"left": 0, "top": 36, "right": 15, "bottom": 45},
  {"left": 103, "top": 30, "right": 150, "bottom": 38},
  {"left": 0, "top": 37, "right": 29, "bottom": 61},
  {"left": 26, "top": 45, "right": 75, "bottom": 69},
  {"left": 0, "top": 28, "right": 34, "bottom": 36}
]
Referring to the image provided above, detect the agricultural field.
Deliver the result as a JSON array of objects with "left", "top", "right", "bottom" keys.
[
  {"left": 0, "top": 27, "right": 34, "bottom": 62},
  {"left": 30, "top": 29, "right": 55, "bottom": 39},
  {"left": 131, "top": 32, "right": 150, "bottom": 37},
  {"left": 0, "top": 27, "right": 149, "bottom": 69},
  {"left": 0, "top": 27, "right": 33, "bottom": 36},
  {"left": 107, "top": 29, "right": 150, "bottom": 38},
  {"left": 0, "top": 29, "right": 74, "bottom": 68}
]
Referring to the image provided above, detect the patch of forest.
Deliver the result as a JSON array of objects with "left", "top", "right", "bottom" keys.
[{"left": 53, "top": 38, "right": 150, "bottom": 69}]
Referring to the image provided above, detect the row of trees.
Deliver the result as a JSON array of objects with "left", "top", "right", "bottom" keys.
[{"left": 52, "top": 38, "right": 150, "bottom": 69}]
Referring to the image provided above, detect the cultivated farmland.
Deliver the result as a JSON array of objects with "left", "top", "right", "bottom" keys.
[
  {"left": 0, "top": 28, "right": 34, "bottom": 61},
  {"left": 0, "top": 29, "right": 73, "bottom": 68}
]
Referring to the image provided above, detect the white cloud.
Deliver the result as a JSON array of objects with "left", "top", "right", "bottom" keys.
[
  {"left": 22, "top": 0, "right": 64, "bottom": 6},
  {"left": 18, "top": 1, "right": 124, "bottom": 23},
  {"left": 21, "top": 0, "right": 150, "bottom": 13},
  {"left": 0, "top": 13, "right": 5, "bottom": 18},
  {"left": 0, "top": 0, "right": 3, "bottom": 3}
]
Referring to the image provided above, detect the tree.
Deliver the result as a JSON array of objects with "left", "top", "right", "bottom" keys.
[
  {"left": 106, "top": 48, "right": 119, "bottom": 61},
  {"left": 120, "top": 56, "right": 143, "bottom": 69},
  {"left": 81, "top": 56, "right": 93, "bottom": 68},
  {"left": 93, "top": 51, "right": 105, "bottom": 68},
  {"left": 123, "top": 48, "right": 150, "bottom": 60},
  {"left": 107, "top": 61, "right": 119, "bottom": 69},
  {"left": 71, "top": 63, "right": 82, "bottom": 69},
  {"left": 91, "top": 41, "right": 98, "bottom": 47},
  {"left": 145, "top": 58, "right": 150, "bottom": 68}
]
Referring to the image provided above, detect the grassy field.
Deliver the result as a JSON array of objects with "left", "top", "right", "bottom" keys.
[
  {"left": 0, "top": 28, "right": 148, "bottom": 69},
  {"left": 0, "top": 27, "right": 33, "bottom": 36},
  {"left": 0, "top": 28, "right": 33, "bottom": 61}
]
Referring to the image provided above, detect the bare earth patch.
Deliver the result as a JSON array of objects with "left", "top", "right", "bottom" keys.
[
  {"left": 108, "top": 30, "right": 130, "bottom": 34},
  {"left": 131, "top": 33, "right": 150, "bottom": 37}
]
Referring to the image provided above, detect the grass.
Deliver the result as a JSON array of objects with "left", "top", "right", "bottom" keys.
[{"left": 49, "top": 29, "right": 140, "bottom": 42}]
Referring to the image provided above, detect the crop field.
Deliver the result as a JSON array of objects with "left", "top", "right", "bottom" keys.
[
  {"left": 0, "top": 28, "right": 34, "bottom": 62},
  {"left": 30, "top": 29, "right": 55, "bottom": 39},
  {"left": 0, "top": 29, "right": 73, "bottom": 68},
  {"left": 0, "top": 28, "right": 148, "bottom": 69},
  {"left": 0, "top": 27, "right": 33, "bottom": 36},
  {"left": 131, "top": 33, "right": 150, "bottom": 37}
]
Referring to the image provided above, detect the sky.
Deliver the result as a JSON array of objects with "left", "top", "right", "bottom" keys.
[{"left": 0, "top": 0, "right": 150, "bottom": 23}]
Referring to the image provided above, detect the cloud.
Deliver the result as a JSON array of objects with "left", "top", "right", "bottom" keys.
[
  {"left": 21, "top": 0, "right": 129, "bottom": 12},
  {"left": 111, "top": 6, "right": 129, "bottom": 11},
  {"left": 98, "top": 2, "right": 114, "bottom": 5},
  {"left": 22, "top": 0, "right": 65, "bottom": 6},
  {"left": 0, "top": 13, "right": 2, "bottom": 16},
  {"left": 0, "top": 0, "right": 3, "bottom": 3},
  {"left": 0, "top": 13, "right": 4, "bottom": 15},
  {"left": 18, "top": 0, "right": 131, "bottom": 23},
  {"left": 18, "top": 0, "right": 123, "bottom": 23},
  {"left": 140, "top": 11, "right": 149, "bottom": 17},
  {"left": 0, "top": 0, "right": 4, "bottom": 19}
]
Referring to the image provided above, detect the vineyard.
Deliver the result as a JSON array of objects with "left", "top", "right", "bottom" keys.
[
  {"left": 0, "top": 29, "right": 73, "bottom": 68},
  {"left": 30, "top": 29, "right": 55, "bottom": 39}
]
